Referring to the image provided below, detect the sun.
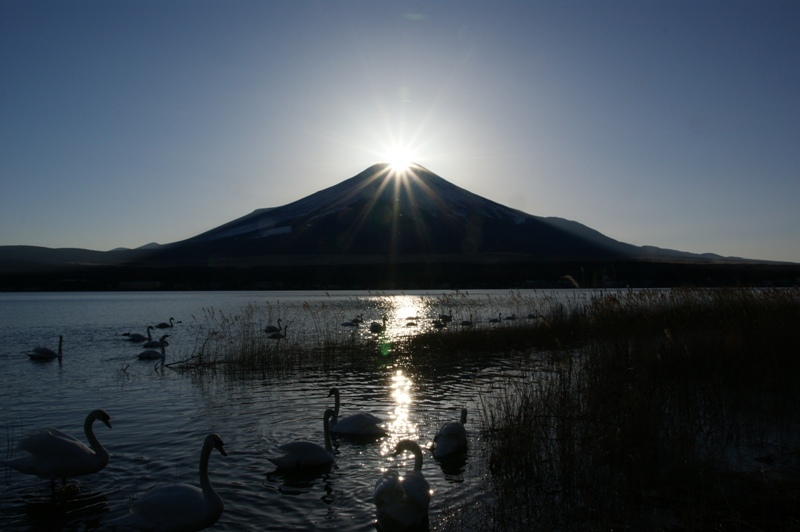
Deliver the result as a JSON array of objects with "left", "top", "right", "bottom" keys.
[{"left": 384, "top": 144, "right": 415, "bottom": 173}]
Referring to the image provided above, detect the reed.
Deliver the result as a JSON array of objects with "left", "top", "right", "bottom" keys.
[{"left": 470, "top": 287, "right": 800, "bottom": 530}]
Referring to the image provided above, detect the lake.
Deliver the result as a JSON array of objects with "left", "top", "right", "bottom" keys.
[{"left": 0, "top": 289, "right": 590, "bottom": 530}]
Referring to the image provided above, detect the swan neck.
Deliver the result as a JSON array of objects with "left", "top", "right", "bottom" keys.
[
  {"left": 58, "top": 336, "right": 63, "bottom": 356},
  {"left": 84, "top": 414, "right": 108, "bottom": 463},
  {"left": 199, "top": 439, "right": 214, "bottom": 493},
  {"left": 413, "top": 446, "right": 423, "bottom": 471}
]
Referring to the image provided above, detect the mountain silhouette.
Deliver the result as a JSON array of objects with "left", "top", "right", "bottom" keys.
[
  {"left": 4, "top": 163, "right": 793, "bottom": 290},
  {"left": 150, "top": 163, "right": 653, "bottom": 262}
]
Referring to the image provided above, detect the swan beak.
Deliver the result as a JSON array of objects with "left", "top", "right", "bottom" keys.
[{"left": 216, "top": 440, "right": 228, "bottom": 456}]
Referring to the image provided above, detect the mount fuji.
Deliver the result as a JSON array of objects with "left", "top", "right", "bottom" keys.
[{"left": 146, "top": 163, "right": 703, "bottom": 264}]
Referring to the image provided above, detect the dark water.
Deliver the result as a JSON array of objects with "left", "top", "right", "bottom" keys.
[{"left": 0, "top": 290, "right": 586, "bottom": 530}]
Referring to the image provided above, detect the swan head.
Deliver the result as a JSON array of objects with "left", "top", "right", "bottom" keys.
[
  {"left": 328, "top": 388, "right": 340, "bottom": 398},
  {"left": 206, "top": 433, "right": 227, "bottom": 457},
  {"left": 324, "top": 408, "right": 336, "bottom": 425},
  {"left": 159, "top": 334, "right": 170, "bottom": 345},
  {"left": 91, "top": 409, "right": 112, "bottom": 429}
]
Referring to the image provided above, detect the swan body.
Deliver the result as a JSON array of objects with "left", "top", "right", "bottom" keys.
[
  {"left": 1, "top": 409, "right": 111, "bottom": 490},
  {"left": 268, "top": 325, "right": 287, "bottom": 339},
  {"left": 264, "top": 318, "right": 282, "bottom": 333},
  {"left": 105, "top": 433, "right": 227, "bottom": 531},
  {"left": 124, "top": 331, "right": 148, "bottom": 342},
  {"left": 328, "top": 387, "right": 385, "bottom": 437},
  {"left": 459, "top": 315, "right": 473, "bottom": 327},
  {"left": 138, "top": 334, "right": 169, "bottom": 360},
  {"left": 370, "top": 315, "right": 387, "bottom": 334},
  {"left": 268, "top": 409, "right": 335, "bottom": 469},
  {"left": 28, "top": 335, "right": 63, "bottom": 361},
  {"left": 155, "top": 317, "right": 175, "bottom": 329},
  {"left": 374, "top": 440, "right": 430, "bottom": 531},
  {"left": 432, "top": 408, "right": 468, "bottom": 461}
]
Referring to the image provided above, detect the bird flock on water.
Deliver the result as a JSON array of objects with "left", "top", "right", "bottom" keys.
[{"left": 8, "top": 314, "right": 475, "bottom": 531}]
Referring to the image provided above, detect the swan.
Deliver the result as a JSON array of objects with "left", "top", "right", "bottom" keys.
[
  {"left": 0, "top": 409, "right": 111, "bottom": 491},
  {"left": 123, "top": 330, "right": 148, "bottom": 342},
  {"left": 328, "top": 387, "right": 386, "bottom": 437},
  {"left": 104, "top": 433, "right": 227, "bottom": 531},
  {"left": 28, "top": 335, "right": 63, "bottom": 361},
  {"left": 352, "top": 313, "right": 364, "bottom": 323},
  {"left": 264, "top": 318, "right": 283, "bottom": 333},
  {"left": 439, "top": 310, "right": 453, "bottom": 323},
  {"left": 141, "top": 326, "right": 169, "bottom": 348},
  {"left": 155, "top": 317, "right": 175, "bottom": 329},
  {"left": 341, "top": 319, "right": 359, "bottom": 327},
  {"left": 268, "top": 409, "right": 335, "bottom": 469},
  {"left": 268, "top": 324, "right": 287, "bottom": 340},
  {"left": 374, "top": 440, "right": 431, "bottom": 531},
  {"left": 138, "top": 334, "right": 169, "bottom": 360},
  {"left": 432, "top": 408, "right": 468, "bottom": 461},
  {"left": 459, "top": 315, "right": 473, "bottom": 327},
  {"left": 370, "top": 315, "right": 387, "bottom": 333},
  {"left": 489, "top": 313, "right": 502, "bottom": 323}
]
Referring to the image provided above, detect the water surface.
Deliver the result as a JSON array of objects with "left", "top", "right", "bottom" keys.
[{"left": 0, "top": 290, "right": 581, "bottom": 530}]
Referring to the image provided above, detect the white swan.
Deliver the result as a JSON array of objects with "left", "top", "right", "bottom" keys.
[
  {"left": 138, "top": 334, "right": 169, "bottom": 360},
  {"left": 370, "top": 315, "right": 387, "bottom": 333},
  {"left": 268, "top": 409, "right": 335, "bottom": 469},
  {"left": 141, "top": 326, "right": 169, "bottom": 348},
  {"left": 268, "top": 324, "right": 287, "bottom": 340},
  {"left": 104, "top": 433, "right": 227, "bottom": 531},
  {"left": 124, "top": 330, "right": 148, "bottom": 342},
  {"left": 264, "top": 318, "right": 283, "bottom": 333},
  {"left": 28, "top": 335, "right": 63, "bottom": 361},
  {"left": 155, "top": 317, "right": 175, "bottom": 329},
  {"left": 432, "top": 408, "right": 468, "bottom": 461},
  {"left": 328, "top": 387, "right": 386, "bottom": 437},
  {"left": 374, "top": 440, "right": 431, "bottom": 531},
  {"left": 0, "top": 409, "right": 111, "bottom": 491}
]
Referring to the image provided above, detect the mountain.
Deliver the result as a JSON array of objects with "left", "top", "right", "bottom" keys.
[
  {"left": 3, "top": 163, "right": 795, "bottom": 289},
  {"left": 148, "top": 163, "right": 648, "bottom": 263}
]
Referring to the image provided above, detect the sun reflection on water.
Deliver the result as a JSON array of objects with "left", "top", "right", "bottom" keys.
[{"left": 381, "top": 368, "right": 419, "bottom": 455}]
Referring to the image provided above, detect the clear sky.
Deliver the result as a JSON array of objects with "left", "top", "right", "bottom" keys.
[{"left": 2, "top": 1, "right": 799, "bottom": 262}]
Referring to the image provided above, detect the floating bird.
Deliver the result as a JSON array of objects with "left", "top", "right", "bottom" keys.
[
  {"left": 268, "top": 409, "right": 335, "bottom": 469},
  {"left": 439, "top": 310, "right": 453, "bottom": 323},
  {"left": 155, "top": 317, "right": 175, "bottom": 329},
  {"left": 328, "top": 387, "right": 386, "bottom": 437},
  {"left": 370, "top": 315, "right": 388, "bottom": 334},
  {"left": 264, "top": 319, "right": 283, "bottom": 333},
  {"left": 341, "top": 319, "right": 359, "bottom": 327},
  {"left": 352, "top": 313, "right": 364, "bottom": 324},
  {"left": 504, "top": 314, "right": 517, "bottom": 321},
  {"left": 1, "top": 409, "right": 111, "bottom": 492},
  {"left": 459, "top": 315, "right": 473, "bottom": 327},
  {"left": 28, "top": 335, "right": 63, "bottom": 361},
  {"left": 104, "top": 433, "right": 227, "bottom": 531},
  {"left": 123, "top": 330, "right": 148, "bottom": 342},
  {"left": 432, "top": 408, "right": 468, "bottom": 461},
  {"left": 374, "top": 440, "right": 431, "bottom": 531},
  {"left": 138, "top": 335, "right": 169, "bottom": 360},
  {"left": 141, "top": 326, "right": 169, "bottom": 348},
  {"left": 489, "top": 313, "right": 502, "bottom": 323},
  {"left": 268, "top": 325, "right": 287, "bottom": 340}
]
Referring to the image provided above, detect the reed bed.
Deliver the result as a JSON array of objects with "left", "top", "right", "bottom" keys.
[
  {"left": 471, "top": 287, "right": 800, "bottom": 531},
  {"left": 178, "top": 287, "right": 800, "bottom": 529}
]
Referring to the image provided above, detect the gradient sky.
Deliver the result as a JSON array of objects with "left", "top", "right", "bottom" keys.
[{"left": 2, "top": 1, "right": 799, "bottom": 262}]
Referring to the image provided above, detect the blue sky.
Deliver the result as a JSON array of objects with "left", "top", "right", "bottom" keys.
[{"left": 2, "top": 1, "right": 799, "bottom": 262}]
